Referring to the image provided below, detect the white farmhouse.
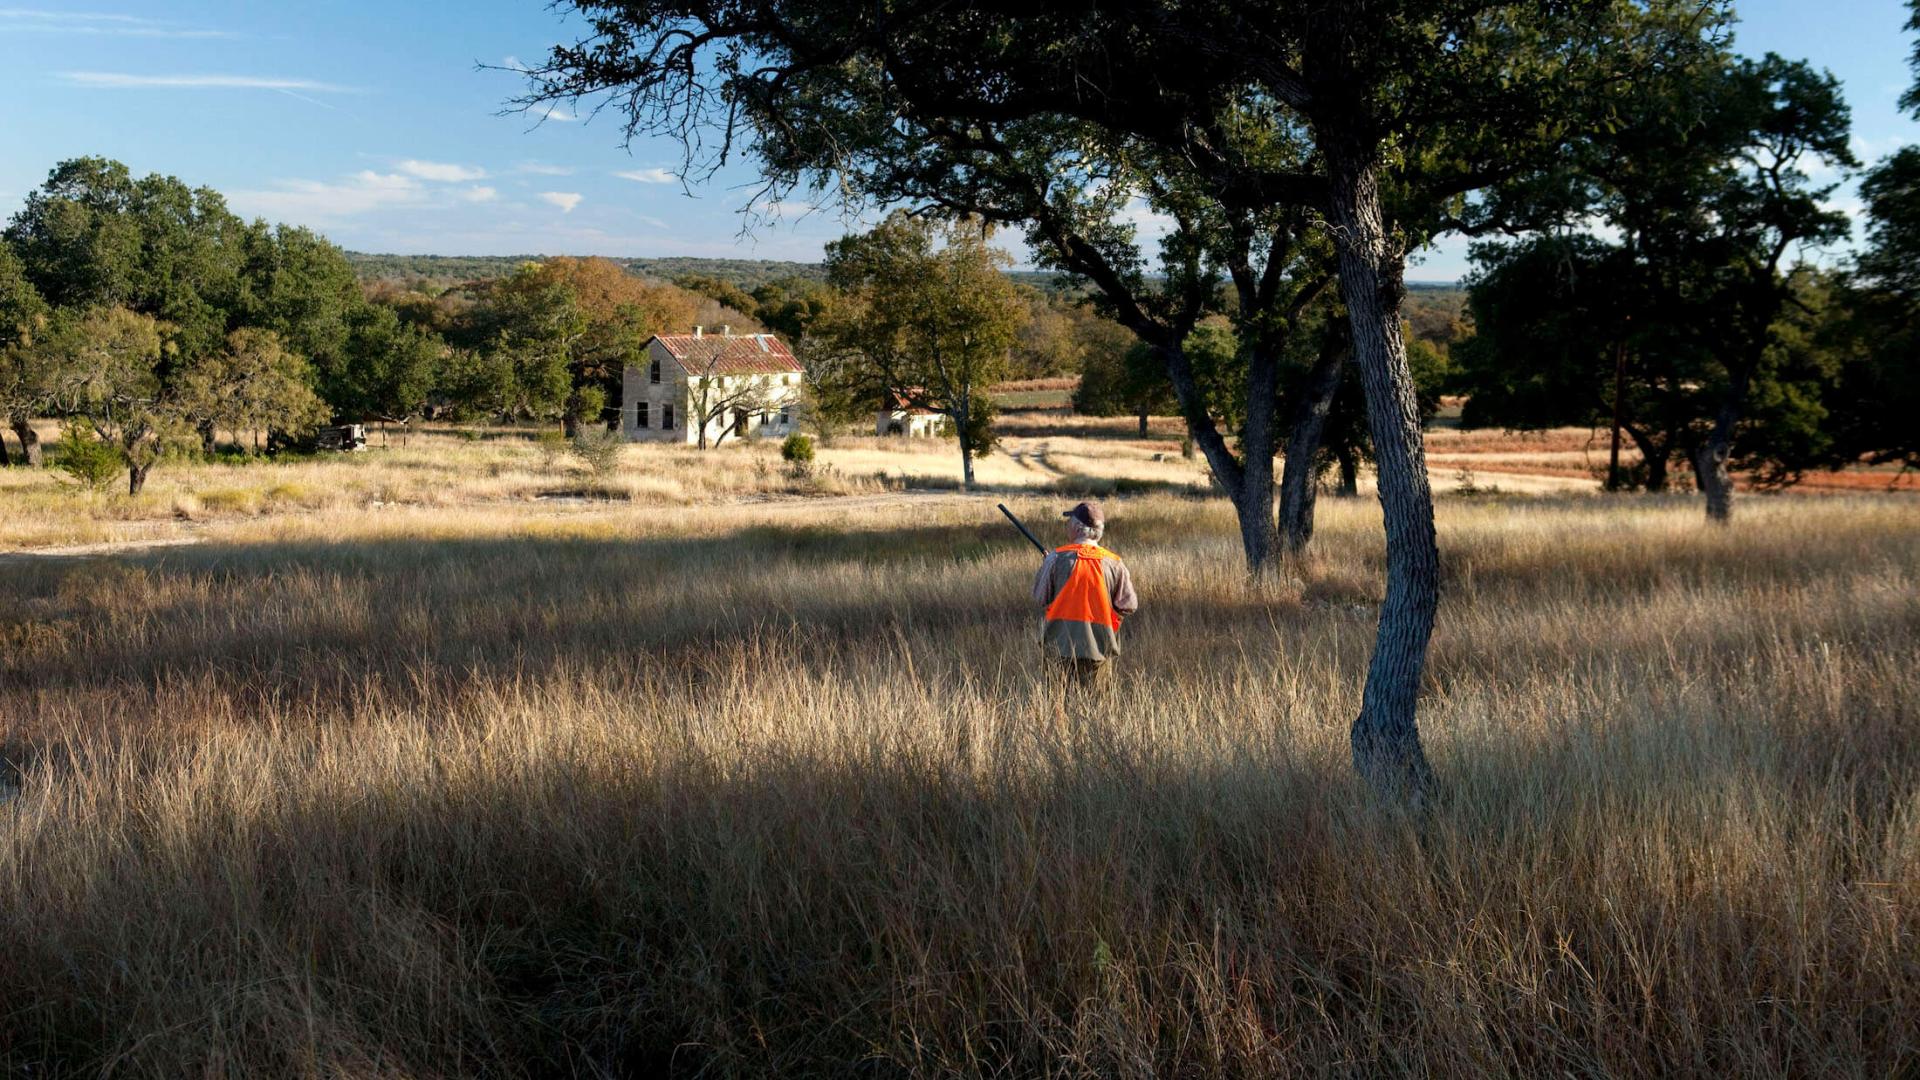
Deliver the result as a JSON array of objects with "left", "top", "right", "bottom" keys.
[{"left": 621, "top": 327, "right": 804, "bottom": 445}]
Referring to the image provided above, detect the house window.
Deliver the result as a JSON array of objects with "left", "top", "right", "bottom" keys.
[
  {"left": 760, "top": 410, "right": 772, "bottom": 426},
  {"left": 649, "top": 359, "right": 661, "bottom": 384},
  {"left": 779, "top": 406, "right": 791, "bottom": 426},
  {"left": 662, "top": 404, "right": 675, "bottom": 429},
  {"left": 636, "top": 402, "right": 650, "bottom": 429},
  {"left": 733, "top": 409, "right": 748, "bottom": 436}
]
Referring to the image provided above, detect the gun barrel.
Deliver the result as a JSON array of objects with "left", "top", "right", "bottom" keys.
[{"left": 997, "top": 503, "right": 1048, "bottom": 555}]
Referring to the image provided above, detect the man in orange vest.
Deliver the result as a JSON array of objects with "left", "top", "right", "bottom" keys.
[{"left": 1032, "top": 501, "right": 1139, "bottom": 690}]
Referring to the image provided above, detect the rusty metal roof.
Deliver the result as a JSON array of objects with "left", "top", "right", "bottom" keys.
[{"left": 654, "top": 333, "right": 802, "bottom": 376}]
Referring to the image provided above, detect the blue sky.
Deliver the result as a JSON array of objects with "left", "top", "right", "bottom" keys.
[{"left": 2, "top": 0, "right": 1916, "bottom": 281}]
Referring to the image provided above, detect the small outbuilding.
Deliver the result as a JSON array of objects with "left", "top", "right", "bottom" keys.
[{"left": 875, "top": 390, "right": 945, "bottom": 437}]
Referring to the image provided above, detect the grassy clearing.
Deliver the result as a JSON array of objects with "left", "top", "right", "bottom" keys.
[{"left": 3, "top": 491, "right": 1917, "bottom": 1075}]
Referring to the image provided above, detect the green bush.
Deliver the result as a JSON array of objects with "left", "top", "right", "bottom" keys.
[
  {"left": 780, "top": 433, "right": 815, "bottom": 476},
  {"left": 568, "top": 429, "right": 624, "bottom": 477},
  {"left": 54, "top": 427, "right": 124, "bottom": 491},
  {"left": 535, "top": 429, "right": 568, "bottom": 470}
]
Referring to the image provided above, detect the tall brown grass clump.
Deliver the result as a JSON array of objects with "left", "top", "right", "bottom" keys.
[{"left": 2, "top": 494, "right": 1917, "bottom": 1076}]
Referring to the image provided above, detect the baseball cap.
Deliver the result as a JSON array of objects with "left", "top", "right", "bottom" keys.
[{"left": 1062, "top": 501, "right": 1104, "bottom": 528}]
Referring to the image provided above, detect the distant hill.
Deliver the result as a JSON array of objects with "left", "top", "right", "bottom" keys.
[
  {"left": 343, "top": 252, "right": 1460, "bottom": 305},
  {"left": 347, "top": 252, "right": 1100, "bottom": 294},
  {"left": 344, "top": 252, "right": 831, "bottom": 288}
]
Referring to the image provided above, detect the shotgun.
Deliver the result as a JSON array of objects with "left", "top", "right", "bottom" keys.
[{"left": 997, "top": 503, "right": 1047, "bottom": 556}]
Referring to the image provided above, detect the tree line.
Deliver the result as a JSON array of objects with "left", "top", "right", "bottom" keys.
[{"left": 0, "top": 156, "right": 1151, "bottom": 494}]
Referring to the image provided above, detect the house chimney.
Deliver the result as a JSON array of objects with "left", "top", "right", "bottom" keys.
[
  {"left": 719, "top": 324, "right": 731, "bottom": 336},
  {"left": 692, "top": 325, "right": 703, "bottom": 338}
]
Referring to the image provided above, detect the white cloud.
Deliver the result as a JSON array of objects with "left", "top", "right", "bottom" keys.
[
  {"left": 0, "top": 8, "right": 142, "bottom": 21},
  {"left": 616, "top": 167, "right": 677, "bottom": 184},
  {"left": 516, "top": 161, "right": 574, "bottom": 176},
  {"left": 539, "top": 191, "right": 583, "bottom": 213},
  {"left": 397, "top": 159, "right": 487, "bottom": 182},
  {"left": 460, "top": 186, "right": 499, "bottom": 203},
  {"left": 59, "top": 71, "right": 352, "bottom": 92},
  {"left": 1118, "top": 197, "right": 1175, "bottom": 242},
  {"left": 0, "top": 9, "right": 234, "bottom": 37},
  {"left": 228, "top": 171, "right": 422, "bottom": 222},
  {"left": 502, "top": 54, "right": 528, "bottom": 72},
  {"left": 533, "top": 104, "right": 576, "bottom": 123}
]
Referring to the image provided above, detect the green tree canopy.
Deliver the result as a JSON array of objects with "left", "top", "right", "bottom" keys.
[
  {"left": 173, "top": 327, "right": 330, "bottom": 454},
  {"left": 1460, "top": 51, "right": 1857, "bottom": 509},
  {"left": 814, "top": 213, "right": 1027, "bottom": 488},
  {"left": 42, "top": 305, "right": 172, "bottom": 495}
]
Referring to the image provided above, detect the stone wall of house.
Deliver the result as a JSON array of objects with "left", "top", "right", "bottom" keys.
[{"left": 621, "top": 339, "right": 690, "bottom": 443}]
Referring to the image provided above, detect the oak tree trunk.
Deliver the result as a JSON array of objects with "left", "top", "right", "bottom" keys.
[
  {"left": 1643, "top": 446, "right": 1670, "bottom": 493},
  {"left": 1233, "top": 452, "right": 1278, "bottom": 574},
  {"left": 128, "top": 462, "right": 150, "bottom": 496},
  {"left": 0, "top": 429, "right": 10, "bottom": 467},
  {"left": 1328, "top": 152, "right": 1438, "bottom": 801},
  {"left": 1336, "top": 449, "right": 1359, "bottom": 497},
  {"left": 1236, "top": 342, "right": 1282, "bottom": 574},
  {"left": 1695, "top": 376, "right": 1746, "bottom": 524},
  {"left": 1137, "top": 405, "right": 1148, "bottom": 436},
  {"left": 1278, "top": 343, "right": 1347, "bottom": 554},
  {"left": 1153, "top": 341, "right": 1280, "bottom": 575},
  {"left": 11, "top": 417, "right": 41, "bottom": 466},
  {"left": 957, "top": 395, "right": 975, "bottom": 491},
  {"left": 1694, "top": 441, "right": 1734, "bottom": 523}
]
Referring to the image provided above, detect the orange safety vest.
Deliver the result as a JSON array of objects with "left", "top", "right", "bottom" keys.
[{"left": 1044, "top": 543, "right": 1123, "bottom": 631}]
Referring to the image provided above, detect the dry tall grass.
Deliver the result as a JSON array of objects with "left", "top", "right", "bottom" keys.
[{"left": 3, "top": 492, "right": 1917, "bottom": 1075}]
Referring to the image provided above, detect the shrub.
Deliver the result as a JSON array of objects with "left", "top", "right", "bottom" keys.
[
  {"left": 535, "top": 429, "right": 568, "bottom": 470},
  {"left": 54, "top": 426, "right": 124, "bottom": 491},
  {"left": 781, "top": 433, "right": 815, "bottom": 477},
  {"left": 568, "top": 429, "right": 624, "bottom": 477}
]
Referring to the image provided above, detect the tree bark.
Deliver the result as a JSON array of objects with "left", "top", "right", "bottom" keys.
[
  {"left": 1694, "top": 372, "right": 1748, "bottom": 524},
  {"left": 1153, "top": 340, "right": 1279, "bottom": 574},
  {"left": 1278, "top": 342, "right": 1347, "bottom": 554},
  {"left": 957, "top": 392, "right": 976, "bottom": 490},
  {"left": 1336, "top": 449, "right": 1359, "bottom": 497},
  {"left": 127, "top": 462, "right": 149, "bottom": 496},
  {"left": 1645, "top": 451, "right": 1669, "bottom": 493},
  {"left": 11, "top": 415, "right": 41, "bottom": 466},
  {"left": 1232, "top": 452, "right": 1278, "bottom": 573},
  {"left": 1137, "top": 405, "right": 1148, "bottom": 436},
  {"left": 1236, "top": 342, "right": 1282, "bottom": 573},
  {"left": 1625, "top": 428, "right": 1669, "bottom": 492},
  {"left": 1692, "top": 443, "right": 1733, "bottom": 521},
  {"left": 0, "top": 428, "right": 10, "bottom": 467},
  {"left": 1327, "top": 150, "right": 1438, "bottom": 801}
]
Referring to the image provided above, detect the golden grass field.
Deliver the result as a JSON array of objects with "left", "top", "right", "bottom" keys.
[{"left": 2, "top": 416, "right": 1918, "bottom": 1075}]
